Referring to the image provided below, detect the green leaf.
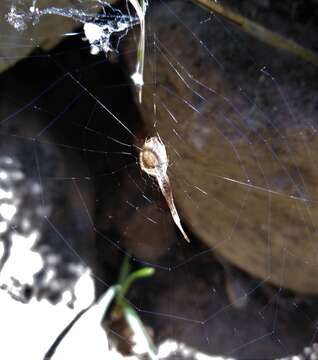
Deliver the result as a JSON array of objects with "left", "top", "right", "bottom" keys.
[
  {"left": 123, "top": 305, "right": 158, "bottom": 360},
  {"left": 46, "top": 285, "right": 119, "bottom": 360},
  {"left": 120, "top": 267, "right": 155, "bottom": 299}
]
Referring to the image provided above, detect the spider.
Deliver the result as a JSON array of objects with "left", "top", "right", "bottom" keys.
[{"left": 139, "top": 135, "right": 190, "bottom": 243}]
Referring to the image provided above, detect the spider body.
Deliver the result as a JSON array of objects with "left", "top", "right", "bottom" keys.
[
  {"left": 139, "top": 149, "right": 159, "bottom": 173},
  {"left": 139, "top": 136, "right": 167, "bottom": 174},
  {"left": 139, "top": 136, "right": 190, "bottom": 243}
]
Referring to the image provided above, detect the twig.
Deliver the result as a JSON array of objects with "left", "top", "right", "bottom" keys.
[
  {"left": 193, "top": 0, "right": 318, "bottom": 66},
  {"left": 129, "top": 0, "right": 147, "bottom": 103}
]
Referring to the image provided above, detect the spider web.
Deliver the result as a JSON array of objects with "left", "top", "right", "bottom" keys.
[{"left": 0, "top": 0, "right": 318, "bottom": 359}]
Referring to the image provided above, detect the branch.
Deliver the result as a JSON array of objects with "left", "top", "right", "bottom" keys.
[{"left": 193, "top": 0, "right": 318, "bottom": 66}]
